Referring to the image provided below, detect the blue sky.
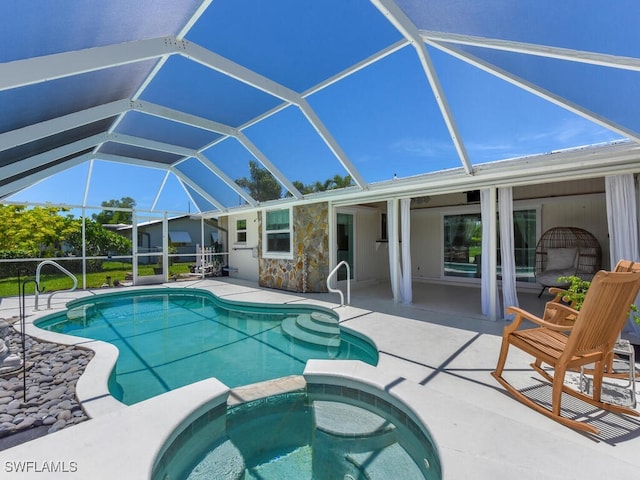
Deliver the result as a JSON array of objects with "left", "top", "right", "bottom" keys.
[{"left": 6, "top": 0, "right": 628, "bottom": 215}]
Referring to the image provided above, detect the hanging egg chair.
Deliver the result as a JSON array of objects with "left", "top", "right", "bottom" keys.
[{"left": 534, "top": 227, "right": 602, "bottom": 297}]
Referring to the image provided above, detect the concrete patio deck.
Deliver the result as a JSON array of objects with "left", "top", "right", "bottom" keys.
[{"left": 0, "top": 278, "right": 639, "bottom": 479}]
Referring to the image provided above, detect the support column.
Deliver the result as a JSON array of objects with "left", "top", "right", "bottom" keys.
[
  {"left": 488, "top": 187, "right": 498, "bottom": 321},
  {"left": 132, "top": 211, "right": 138, "bottom": 285},
  {"left": 162, "top": 213, "right": 169, "bottom": 283}
]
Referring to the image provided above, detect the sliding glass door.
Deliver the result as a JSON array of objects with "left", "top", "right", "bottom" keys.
[{"left": 443, "top": 209, "right": 537, "bottom": 282}]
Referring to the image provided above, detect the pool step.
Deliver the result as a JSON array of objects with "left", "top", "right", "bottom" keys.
[
  {"left": 281, "top": 314, "right": 340, "bottom": 348},
  {"left": 67, "top": 303, "right": 96, "bottom": 321},
  {"left": 187, "top": 439, "right": 245, "bottom": 480},
  {"left": 346, "top": 443, "right": 425, "bottom": 480},
  {"left": 310, "top": 311, "right": 339, "bottom": 325},
  {"left": 313, "top": 401, "right": 423, "bottom": 480},
  {"left": 243, "top": 445, "right": 313, "bottom": 480},
  {"left": 313, "top": 400, "right": 396, "bottom": 447},
  {"left": 296, "top": 314, "right": 339, "bottom": 336}
]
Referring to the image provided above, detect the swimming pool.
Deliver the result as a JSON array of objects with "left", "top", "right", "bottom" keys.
[{"left": 35, "top": 288, "right": 378, "bottom": 405}]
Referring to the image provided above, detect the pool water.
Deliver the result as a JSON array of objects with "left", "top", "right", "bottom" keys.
[
  {"left": 36, "top": 289, "right": 378, "bottom": 405},
  {"left": 153, "top": 388, "right": 441, "bottom": 480}
]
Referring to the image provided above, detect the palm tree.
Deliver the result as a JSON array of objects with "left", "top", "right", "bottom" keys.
[
  {"left": 328, "top": 174, "right": 353, "bottom": 189},
  {"left": 289, "top": 173, "right": 355, "bottom": 195}
]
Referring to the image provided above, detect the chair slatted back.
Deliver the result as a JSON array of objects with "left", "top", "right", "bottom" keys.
[
  {"left": 614, "top": 259, "right": 640, "bottom": 273},
  {"left": 563, "top": 270, "right": 640, "bottom": 357}
]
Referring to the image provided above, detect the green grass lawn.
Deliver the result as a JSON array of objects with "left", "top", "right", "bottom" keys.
[
  {"left": 469, "top": 246, "right": 482, "bottom": 261},
  {"left": 0, "top": 261, "right": 192, "bottom": 298}
]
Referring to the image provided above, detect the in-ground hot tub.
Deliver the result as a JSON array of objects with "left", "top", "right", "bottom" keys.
[{"left": 153, "top": 378, "right": 441, "bottom": 480}]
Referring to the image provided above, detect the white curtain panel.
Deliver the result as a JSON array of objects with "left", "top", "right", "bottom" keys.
[
  {"left": 499, "top": 187, "right": 519, "bottom": 318},
  {"left": 387, "top": 199, "right": 402, "bottom": 303},
  {"left": 400, "top": 198, "right": 413, "bottom": 304},
  {"left": 606, "top": 175, "right": 639, "bottom": 265},
  {"left": 605, "top": 174, "right": 640, "bottom": 336},
  {"left": 480, "top": 189, "right": 501, "bottom": 319}
]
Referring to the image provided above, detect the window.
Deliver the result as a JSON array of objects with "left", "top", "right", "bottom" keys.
[
  {"left": 380, "top": 212, "right": 388, "bottom": 241},
  {"left": 511, "top": 209, "right": 537, "bottom": 282},
  {"left": 263, "top": 208, "right": 292, "bottom": 258},
  {"left": 236, "top": 219, "right": 247, "bottom": 243},
  {"left": 443, "top": 213, "right": 481, "bottom": 278},
  {"left": 443, "top": 209, "right": 537, "bottom": 282}
]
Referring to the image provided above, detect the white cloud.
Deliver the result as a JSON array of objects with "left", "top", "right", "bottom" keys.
[
  {"left": 390, "top": 138, "right": 451, "bottom": 158},
  {"left": 518, "top": 116, "right": 623, "bottom": 147}
]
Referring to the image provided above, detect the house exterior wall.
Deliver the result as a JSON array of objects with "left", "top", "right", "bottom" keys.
[
  {"left": 411, "top": 208, "right": 443, "bottom": 280},
  {"left": 258, "top": 202, "right": 329, "bottom": 292},
  {"left": 352, "top": 207, "right": 389, "bottom": 283},
  {"left": 515, "top": 177, "right": 604, "bottom": 200},
  {"left": 540, "top": 193, "right": 609, "bottom": 269}
]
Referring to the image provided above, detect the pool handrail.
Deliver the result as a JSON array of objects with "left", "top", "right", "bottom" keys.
[
  {"left": 327, "top": 260, "right": 350, "bottom": 306},
  {"left": 34, "top": 260, "right": 78, "bottom": 310}
]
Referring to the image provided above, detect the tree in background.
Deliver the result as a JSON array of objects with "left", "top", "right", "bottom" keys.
[
  {"left": 65, "top": 219, "right": 131, "bottom": 257},
  {"left": 235, "top": 161, "right": 355, "bottom": 201},
  {"left": 291, "top": 180, "right": 307, "bottom": 194},
  {"left": 329, "top": 174, "right": 354, "bottom": 189},
  {"left": 235, "top": 161, "right": 283, "bottom": 202},
  {"left": 0, "top": 205, "right": 76, "bottom": 256},
  {"left": 92, "top": 197, "right": 136, "bottom": 224},
  {"left": 0, "top": 205, "right": 131, "bottom": 258},
  {"left": 291, "top": 174, "right": 354, "bottom": 195}
]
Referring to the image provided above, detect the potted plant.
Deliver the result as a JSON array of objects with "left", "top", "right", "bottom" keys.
[
  {"left": 556, "top": 275, "right": 591, "bottom": 310},
  {"left": 557, "top": 275, "right": 639, "bottom": 321}
]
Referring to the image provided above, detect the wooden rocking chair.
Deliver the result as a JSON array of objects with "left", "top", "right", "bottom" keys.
[
  {"left": 492, "top": 269, "right": 640, "bottom": 434},
  {"left": 545, "top": 259, "right": 640, "bottom": 379}
]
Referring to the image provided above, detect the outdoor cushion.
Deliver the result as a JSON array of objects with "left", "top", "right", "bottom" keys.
[
  {"left": 536, "top": 270, "right": 574, "bottom": 288},
  {"left": 546, "top": 247, "right": 577, "bottom": 271}
]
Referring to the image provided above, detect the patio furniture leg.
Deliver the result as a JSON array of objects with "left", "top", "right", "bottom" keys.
[{"left": 538, "top": 284, "right": 546, "bottom": 297}]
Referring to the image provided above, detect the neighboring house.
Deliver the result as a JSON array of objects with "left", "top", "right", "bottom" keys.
[{"left": 108, "top": 216, "right": 226, "bottom": 266}]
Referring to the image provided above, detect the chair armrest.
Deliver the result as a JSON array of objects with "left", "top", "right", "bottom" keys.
[
  {"left": 505, "top": 305, "right": 577, "bottom": 333},
  {"left": 543, "top": 300, "right": 578, "bottom": 326},
  {"left": 548, "top": 287, "right": 566, "bottom": 303},
  {"left": 548, "top": 287, "right": 579, "bottom": 309},
  {"left": 544, "top": 302, "right": 579, "bottom": 319}
]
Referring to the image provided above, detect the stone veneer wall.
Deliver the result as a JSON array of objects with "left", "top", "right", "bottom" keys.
[{"left": 258, "top": 202, "right": 329, "bottom": 292}]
